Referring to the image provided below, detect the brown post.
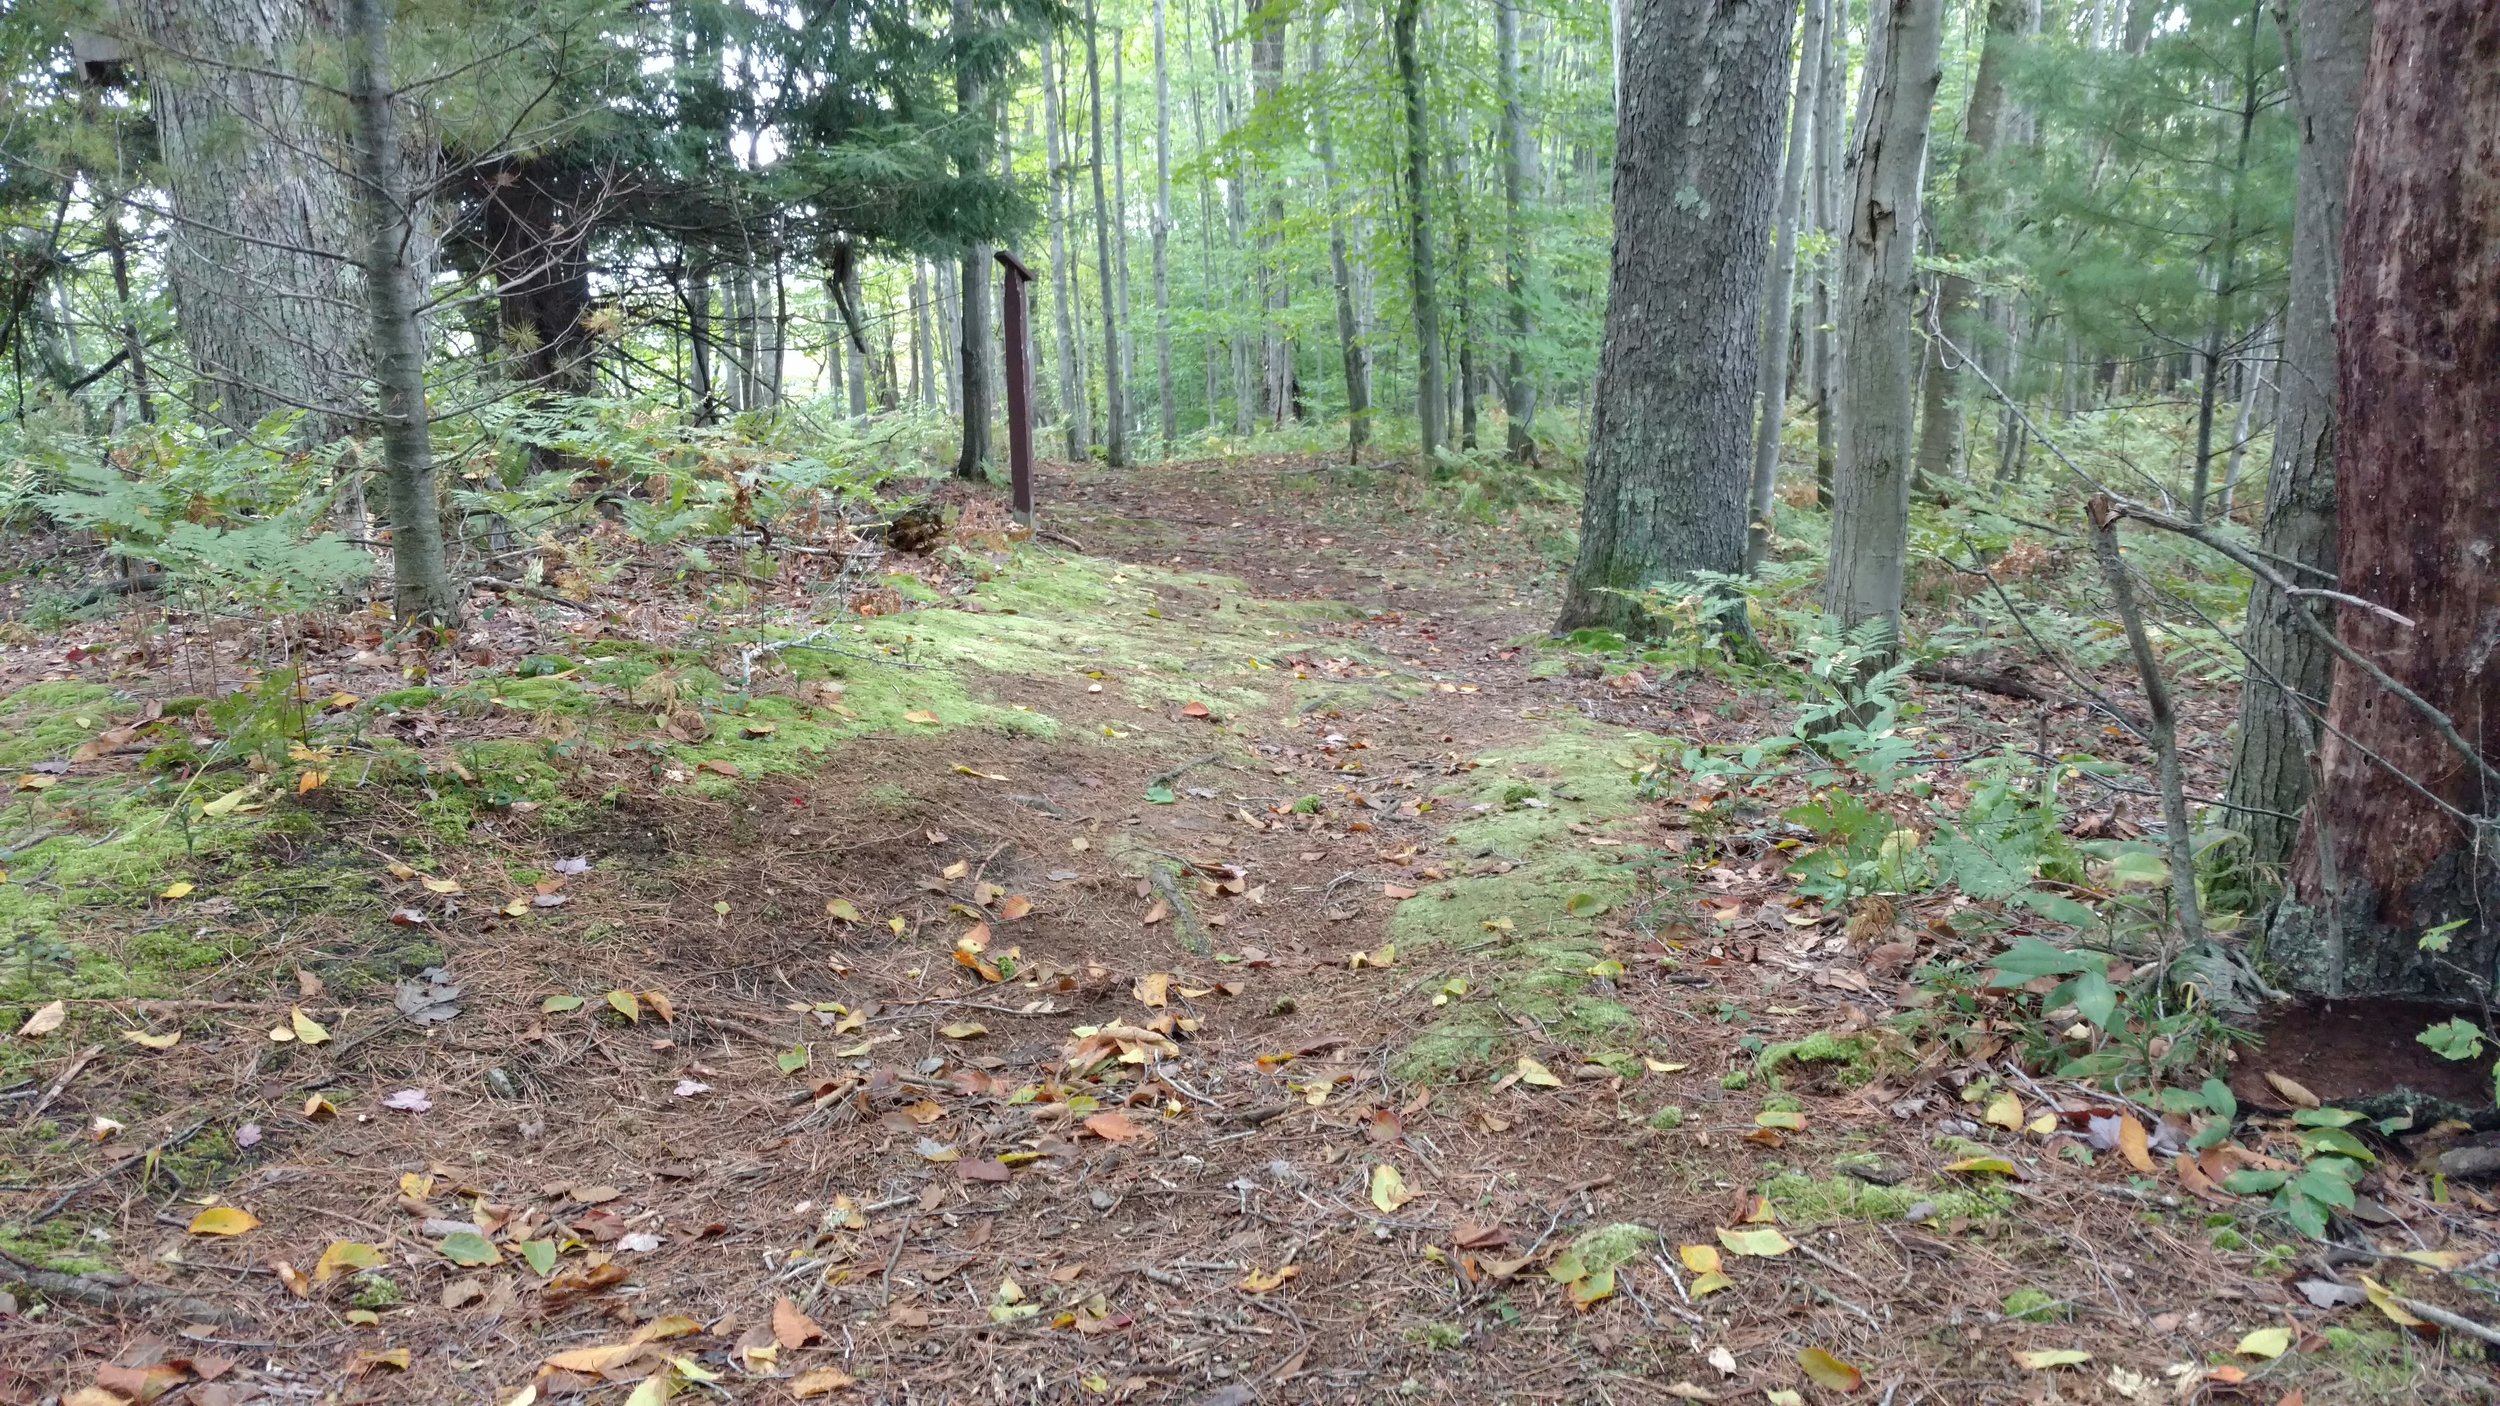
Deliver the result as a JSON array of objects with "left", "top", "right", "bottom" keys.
[{"left": 995, "top": 250, "right": 1038, "bottom": 527}]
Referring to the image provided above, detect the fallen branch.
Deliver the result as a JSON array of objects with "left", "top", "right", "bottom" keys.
[
  {"left": 0, "top": 1245, "right": 247, "bottom": 1325},
  {"left": 471, "top": 575, "right": 593, "bottom": 612},
  {"left": 1910, "top": 661, "right": 2060, "bottom": 704},
  {"left": 2393, "top": 1292, "right": 2500, "bottom": 1350}
]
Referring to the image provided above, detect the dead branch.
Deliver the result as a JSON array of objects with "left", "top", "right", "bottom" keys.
[{"left": 2085, "top": 495, "right": 2206, "bottom": 950}]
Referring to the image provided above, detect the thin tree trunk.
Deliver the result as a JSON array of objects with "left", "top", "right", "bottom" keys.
[
  {"left": 1212, "top": 0, "right": 1255, "bottom": 436},
  {"left": 1186, "top": 0, "right": 1221, "bottom": 432},
  {"left": 2278, "top": 0, "right": 2500, "bottom": 1000},
  {"left": 1250, "top": 0, "right": 1289, "bottom": 426},
  {"left": 2191, "top": 3, "right": 2266, "bottom": 523},
  {"left": 1911, "top": 0, "right": 2020, "bottom": 487},
  {"left": 2223, "top": 0, "right": 2367, "bottom": 878},
  {"left": 1085, "top": 4, "right": 1129, "bottom": 466},
  {"left": 1496, "top": 0, "right": 1536, "bottom": 460},
  {"left": 935, "top": 257, "right": 959, "bottom": 415},
  {"left": 1810, "top": 3, "right": 1845, "bottom": 508},
  {"left": 1311, "top": 7, "right": 1370, "bottom": 461},
  {"left": 1392, "top": 0, "right": 1445, "bottom": 459},
  {"left": 1153, "top": 0, "right": 1177, "bottom": 454},
  {"left": 1824, "top": 0, "right": 1945, "bottom": 664},
  {"left": 1557, "top": 0, "right": 1799, "bottom": 633},
  {"left": 1451, "top": 138, "right": 1477, "bottom": 452},
  {"left": 1113, "top": 29, "right": 1135, "bottom": 445},
  {"left": 843, "top": 262, "right": 870, "bottom": 419},
  {"left": 1745, "top": 0, "right": 1829, "bottom": 572},
  {"left": 344, "top": 0, "right": 456, "bottom": 626},
  {"left": 954, "top": 0, "right": 994, "bottom": 477}
]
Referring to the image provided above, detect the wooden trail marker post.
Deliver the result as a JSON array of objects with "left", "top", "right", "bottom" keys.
[{"left": 995, "top": 250, "right": 1037, "bottom": 528}]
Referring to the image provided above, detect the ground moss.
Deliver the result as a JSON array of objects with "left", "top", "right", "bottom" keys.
[
  {"left": 1754, "top": 1032, "right": 1891, "bottom": 1090},
  {"left": 0, "top": 1219, "right": 113, "bottom": 1277},
  {"left": 0, "top": 682, "right": 122, "bottom": 769},
  {"left": 1760, "top": 1169, "right": 2008, "bottom": 1228}
]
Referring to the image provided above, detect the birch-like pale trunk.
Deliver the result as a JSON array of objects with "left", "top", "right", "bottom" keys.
[{"left": 1744, "top": 0, "right": 1829, "bottom": 572}]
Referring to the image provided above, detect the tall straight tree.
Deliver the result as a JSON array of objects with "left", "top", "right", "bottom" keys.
[
  {"left": 1310, "top": 6, "right": 1370, "bottom": 460},
  {"left": 2222, "top": 0, "right": 2369, "bottom": 871},
  {"left": 1041, "top": 31, "right": 1090, "bottom": 458},
  {"left": 1744, "top": 0, "right": 1829, "bottom": 572},
  {"left": 1391, "top": 0, "right": 1445, "bottom": 458},
  {"left": 1152, "top": 0, "right": 1177, "bottom": 453},
  {"left": 343, "top": 0, "right": 456, "bottom": 626},
  {"left": 2278, "top": 0, "right": 2500, "bottom": 1000},
  {"left": 1084, "top": 3, "right": 1128, "bottom": 466},
  {"left": 1823, "top": 0, "right": 1945, "bottom": 662},
  {"left": 1556, "top": 0, "right": 1799, "bottom": 633},
  {"left": 1911, "top": 0, "right": 2021, "bottom": 485},
  {"left": 130, "top": 0, "right": 368, "bottom": 440},
  {"left": 1495, "top": 0, "right": 1536, "bottom": 460},
  {"left": 1809, "top": 4, "right": 1845, "bottom": 506}
]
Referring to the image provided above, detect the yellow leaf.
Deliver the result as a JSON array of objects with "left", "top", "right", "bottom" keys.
[
  {"left": 289, "top": 1007, "right": 331, "bottom": 1045},
  {"left": 938, "top": 1022, "right": 988, "bottom": 1039},
  {"left": 121, "top": 1028, "right": 179, "bottom": 1049},
  {"left": 1690, "top": 1270, "right": 1734, "bottom": 1298},
  {"left": 1715, "top": 1227, "right": 1793, "bottom": 1258},
  {"left": 17, "top": 999, "right": 66, "bottom": 1038},
  {"left": 1236, "top": 1265, "right": 1301, "bottom": 1293},
  {"left": 791, "top": 1367, "right": 857, "bottom": 1397},
  {"left": 1982, "top": 1090, "right": 2024, "bottom": 1131},
  {"left": 2360, "top": 1275, "right": 2426, "bottom": 1327},
  {"left": 1798, "top": 1347, "right": 1864, "bottom": 1392},
  {"left": 2010, "top": 1348, "right": 2091, "bottom": 1370},
  {"left": 2117, "top": 1113, "right": 2155, "bottom": 1173},
  {"left": 296, "top": 770, "right": 328, "bottom": 796},
  {"left": 1515, "top": 1056, "right": 1564, "bottom": 1088},
  {"left": 607, "top": 990, "right": 641, "bottom": 1022},
  {"left": 316, "top": 1240, "right": 388, "bottom": 1282},
  {"left": 1678, "top": 1244, "right": 1723, "bottom": 1274},
  {"left": 422, "top": 876, "right": 463, "bottom": 895},
  {"left": 1942, "top": 1156, "right": 2020, "bottom": 1177},
  {"left": 399, "top": 1172, "right": 435, "bottom": 1200},
  {"left": 1644, "top": 1058, "right": 1689, "bottom": 1073},
  {"left": 2234, "top": 1327, "right": 2291, "bottom": 1359},
  {"left": 1755, "top": 1110, "right": 1807, "bottom": 1131},
  {"left": 188, "top": 1206, "right": 261, "bottom": 1236},
  {"left": 1370, "top": 1163, "right": 1414, "bottom": 1214},
  {"left": 2398, "top": 1249, "right": 2470, "bottom": 1271},
  {"left": 952, "top": 764, "right": 1009, "bottom": 781},
  {"left": 200, "top": 783, "right": 255, "bottom": 817},
  {"left": 903, "top": 710, "right": 942, "bottom": 725},
  {"left": 825, "top": 898, "right": 864, "bottom": 923},
  {"left": 159, "top": 880, "right": 195, "bottom": 900},
  {"left": 621, "top": 1370, "right": 677, "bottom": 1405}
]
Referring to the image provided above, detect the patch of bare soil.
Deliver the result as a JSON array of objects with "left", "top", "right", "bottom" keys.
[{"left": 8, "top": 457, "right": 2497, "bottom": 1406}]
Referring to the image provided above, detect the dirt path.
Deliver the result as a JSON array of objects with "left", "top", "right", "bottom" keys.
[{"left": 6, "top": 457, "right": 2489, "bottom": 1406}]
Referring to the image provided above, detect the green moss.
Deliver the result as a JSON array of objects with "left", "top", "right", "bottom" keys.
[
  {"left": 1646, "top": 1105, "right": 1686, "bottom": 1131},
  {"left": 1760, "top": 1170, "right": 2008, "bottom": 1229},
  {"left": 2001, "top": 1288, "right": 2066, "bottom": 1323},
  {"left": 2316, "top": 1327, "right": 2417, "bottom": 1397},
  {"left": 1754, "top": 1032, "right": 1890, "bottom": 1090},
  {"left": 351, "top": 1271, "right": 405, "bottom": 1310},
  {"left": 0, "top": 1219, "right": 113, "bottom": 1277},
  {"left": 862, "top": 783, "right": 916, "bottom": 812},
  {"left": 1562, "top": 1222, "right": 1658, "bottom": 1274},
  {"left": 0, "top": 682, "right": 121, "bottom": 769}
]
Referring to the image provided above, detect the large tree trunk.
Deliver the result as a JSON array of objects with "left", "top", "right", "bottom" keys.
[
  {"left": 1823, "top": 0, "right": 1945, "bottom": 662},
  {"left": 1211, "top": 0, "right": 1256, "bottom": 437},
  {"left": 1152, "top": 0, "right": 1177, "bottom": 454},
  {"left": 1496, "top": 0, "right": 1536, "bottom": 460},
  {"left": 1085, "top": 5, "right": 1129, "bottom": 466},
  {"left": 2275, "top": 0, "right": 2500, "bottom": 1001},
  {"left": 1555, "top": 0, "right": 1798, "bottom": 634},
  {"left": 344, "top": 0, "right": 456, "bottom": 627},
  {"left": 2222, "top": 0, "right": 2369, "bottom": 867},
  {"left": 131, "top": 0, "right": 367, "bottom": 442},
  {"left": 1910, "top": 0, "right": 2019, "bottom": 488},
  {"left": 1392, "top": 0, "right": 1446, "bottom": 460},
  {"left": 1311, "top": 10, "right": 1370, "bottom": 462},
  {"left": 1744, "top": 0, "right": 1828, "bottom": 572},
  {"left": 953, "top": 3, "right": 995, "bottom": 477}
]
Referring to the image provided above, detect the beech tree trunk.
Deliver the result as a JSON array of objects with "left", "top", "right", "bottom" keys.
[
  {"left": 1910, "top": 0, "right": 2020, "bottom": 487},
  {"left": 1085, "top": 6, "right": 1129, "bottom": 465},
  {"left": 344, "top": 0, "right": 456, "bottom": 627},
  {"left": 1556, "top": 0, "right": 1798, "bottom": 634},
  {"left": 1250, "top": 0, "right": 1290, "bottom": 426},
  {"left": 1312, "top": 11, "right": 1370, "bottom": 461},
  {"left": 1744, "top": 0, "right": 1828, "bottom": 572},
  {"left": 1392, "top": 0, "right": 1445, "bottom": 459},
  {"left": 1809, "top": 6, "right": 1844, "bottom": 508},
  {"left": 2276, "top": 0, "right": 2500, "bottom": 1001},
  {"left": 131, "top": 0, "right": 367, "bottom": 441},
  {"left": 1823, "top": 0, "right": 1945, "bottom": 662},
  {"left": 1496, "top": 0, "right": 1536, "bottom": 460},
  {"left": 1152, "top": 0, "right": 1177, "bottom": 454},
  {"left": 2222, "top": 0, "right": 2369, "bottom": 868},
  {"left": 1043, "top": 31, "right": 1089, "bottom": 458}
]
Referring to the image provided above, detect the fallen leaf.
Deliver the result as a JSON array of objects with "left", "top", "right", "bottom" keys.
[
  {"left": 1679, "top": 1244, "right": 1723, "bottom": 1274},
  {"left": 17, "top": 1000, "right": 65, "bottom": 1038},
  {"left": 439, "top": 1231, "right": 500, "bottom": 1266},
  {"left": 1715, "top": 1227, "right": 1793, "bottom": 1258},
  {"left": 315, "top": 1240, "right": 388, "bottom": 1282},
  {"left": 1690, "top": 1270, "right": 1734, "bottom": 1297},
  {"left": 2117, "top": 1113, "right": 2155, "bottom": 1173},
  {"left": 1983, "top": 1090, "right": 2024, "bottom": 1131},
  {"left": 2010, "top": 1348, "right": 2091, "bottom": 1370},
  {"left": 1942, "top": 1156, "right": 2021, "bottom": 1178},
  {"left": 1084, "top": 1112, "right": 1149, "bottom": 1142},
  {"left": 188, "top": 1206, "right": 261, "bottom": 1236},
  {"left": 938, "top": 1022, "right": 988, "bottom": 1039},
  {"left": 2235, "top": 1326, "right": 2291, "bottom": 1359},
  {"left": 1236, "top": 1265, "right": 1300, "bottom": 1293},
  {"left": 1515, "top": 1055, "right": 1564, "bottom": 1088},
  {"left": 903, "top": 710, "right": 942, "bottom": 725},
  {"left": 791, "top": 1367, "right": 856, "bottom": 1397},
  {"left": 289, "top": 1007, "right": 331, "bottom": 1045},
  {"left": 1134, "top": 972, "right": 1171, "bottom": 1007},
  {"left": 824, "top": 898, "right": 865, "bottom": 924},
  {"left": 998, "top": 894, "right": 1033, "bottom": 921},
  {"left": 382, "top": 1088, "right": 432, "bottom": 1113},
  {"left": 1370, "top": 1163, "right": 1414, "bottom": 1214},
  {"left": 543, "top": 994, "right": 585, "bottom": 1013},
  {"left": 1755, "top": 1110, "right": 1807, "bottom": 1131},
  {"left": 349, "top": 1348, "right": 411, "bottom": 1376},
  {"left": 159, "top": 880, "right": 195, "bottom": 900},
  {"left": 607, "top": 990, "right": 641, "bottom": 1022},
  {"left": 773, "top": 1296, "right": 826, "bottom": 1349},
  {"left": 1799, "top": 1347, "right": 1864, "bottom": 1392},
  {"left": 2263, "top": 1071, "right": 2322, "bottom": 1109},
  {"left": 121, "top": 1028, "right": 179, "bottom": 1050},
  {"left": 2359, "top": 1275, "right": 2426, "bottom": 1328}
]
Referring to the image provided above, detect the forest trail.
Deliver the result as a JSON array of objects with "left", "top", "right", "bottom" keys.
[{"left": 4, "top": 458, "right": 2479, "bottom": 1405}]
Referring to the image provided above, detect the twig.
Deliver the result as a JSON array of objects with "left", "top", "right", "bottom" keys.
[
  {"left": 2393, "top": 1293, "right": 2500, "bottom": 1349},
  {"left": 23, "top": 1042, "right": 103, "bottom": 1125},
  {"left": 2086, "top": 495, "right": 2206, "bottom": 950},
  {"left": 471, "top": 575, "right": 593, "bottom": 612}
]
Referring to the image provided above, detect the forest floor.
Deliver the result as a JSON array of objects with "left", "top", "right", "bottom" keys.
[{"left": 2, "top": 454, "right": 2496, "bottom": 1405}]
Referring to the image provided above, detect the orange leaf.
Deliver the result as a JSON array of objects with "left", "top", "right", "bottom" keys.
[
  {"left": 1180, "top": 701, "right": 1211, "bottom": 718},
  {"left": 773, "top": 1296, "right": 826, "bottom": 1349},
  {"left": 2117, "top": 1113, "right": 2156, "bottom": 1173},
  {"left": 1084, "top": 1112, "right": 1150, "bottom": 1142},
  {"left": 998, "top": 893, "right": 1033, "bottom": 921}
]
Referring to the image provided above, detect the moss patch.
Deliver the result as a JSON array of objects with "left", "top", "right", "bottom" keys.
[{"left": 1760, "top": 1169, "right": 2008, "bottom": 1228}]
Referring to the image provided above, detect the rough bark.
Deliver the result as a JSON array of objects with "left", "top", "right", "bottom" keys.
[
  {"left": 2275, "top": 0, "right": 2500, "bottom": 1001},
  {"left": 1496, "top": 0, "right": 1536, "bottom": 459},
  {"left": 1392, "top": 0, "right": 1445, "bottom": 460},
  {"left": 131, "top": 0, "right": 367, "bottom": 441},
  {"left": 2222, "top": 0, "right": 2367, "bottom": 867},
  {"left": 1556, "top": 0, "right": 1799, "bottom": 634},
  {"left": 955, "top": 0, "right": 994, "bottom": 478},
  {"left": 344, "top": 0, "right": 457, "bottom": 627},
  {"left": 1310, "top": 11, "right": 1370, "bottom": 460},
  {"left": 1084, "top": 7, "right": 1129, "bottom": 466},
  {"left": 1745, "top": 0, "right": 1828, "bottom": 572},
  {"left": 1153, "top": 0, "right": 1177, "bottom": 453},
  {"left": 1250, "top": 0, "right": 1290, "bottom": 426},
  {"left": 1809, "top": 4, "right": 1844, "bottom": 508},
  {"left": 1910, "top": 0, "right": 2019, "bottom": 487},
  {"left": 1823, "top": 0, "right": 1945, "bottom": 662}
]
